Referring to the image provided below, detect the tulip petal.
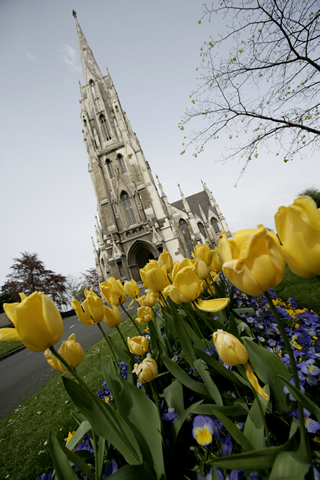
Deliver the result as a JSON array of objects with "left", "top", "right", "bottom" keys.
[
  {"left": 195, "top": 298, "right": 229, "bottom": 312},
  {"left": 41, "top": 293, "right": 64, "bottom": 342},
  {"left": 3, "top": 302, "right": 19, "bottom": 326},
  {"left": 223, "top": 260, "right": 264, "bottom": 297},
  {"left": 0, "top": 327, "right": 22, "bottom": 342},
  {"left": 44, "top": 349, "right": 64, "bottom": 371},
  {"left": 246, "top": 363, "right": 270, "bottom": 400}
]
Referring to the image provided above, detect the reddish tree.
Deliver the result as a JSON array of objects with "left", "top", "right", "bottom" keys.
[
  {"left": 81, "top": 268, "right": 100, "bottom": 295},
  {"left": 5, "top": 252, "right": 67, "bottom": 309}
]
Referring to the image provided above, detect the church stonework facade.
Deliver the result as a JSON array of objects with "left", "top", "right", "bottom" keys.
[{"left": 73, "top": 12, "right": 231, "bottom": 284}]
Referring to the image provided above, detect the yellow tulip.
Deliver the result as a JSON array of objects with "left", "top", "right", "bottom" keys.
[
  {"left": 136, "top": 306, "right": 154, "bottom": 324},
  {"left": 100, "top": 278, "right": 126, "bottom": 306},
  {"left": 172, "top": 264, "right": 202, "bottom": 302},
  {"left": 275, "top": 196, "right": 320, "bottom": 277},
  {"left": 209, "top": 248, "right": 222, "bottom": 272},
  {"left": 193, "top": 243, "right": 214, "bottom": 267},
  {"left": 162, "top": 284, "right": 189, "bottom": 304},
  {"left": 192, "top": 258, "right": 209, "bottom": 280},
  {"left": 140, "top": 261, "right": 169, "bottom": 292},
  {"left": 158, "top": 250, "right": 173, "bottom": 273},
  {"left": 195, "top": 298, "right": 230, "bottom": 312},
  {"left": 127, "top": 336, "right": 149, "bottom": 356},
  {"left": 124, "top": 279, "right": 139, "bottom": 298},
  {"left": 213, "top": 330, "right": 248, "bottom": 366},
  {"left": 44, "top": 333, "right": 84, "bottom": 371},
  {"left": 219, "top": 226, "right": 285, "bottom": 296},
  {"left": 139, "top": 292, "right": 156, "bottom": 307},
  {"left": 245, "top": 363, "right": 269, "bottom": 401},
  {"left": 2, "top": 292, "right": 63, "bottom": 352},
  {"left": 71, "top": 290, "right": 104, "bottom": 326},
  {"left": 132, "top": 357, "right": 158, "bottom": 384},
  {"left": 103, "top": 305, "right": 122, "bottom": 328}
]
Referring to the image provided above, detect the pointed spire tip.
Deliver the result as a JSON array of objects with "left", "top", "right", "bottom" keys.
[{"left": 72, "top": 10, "right": 77, "bottom": 18}]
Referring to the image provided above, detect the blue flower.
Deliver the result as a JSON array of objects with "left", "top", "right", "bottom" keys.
[
  {"left": 192, "top": 416, "right": 214, "bottom": 446},
  {"left": 103, "top": 461, "right": 118, "bottom": 479}
]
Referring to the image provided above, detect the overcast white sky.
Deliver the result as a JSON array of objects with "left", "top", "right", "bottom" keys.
[{"left": 0, "top": 0, "right": 319, "bottom": 287}]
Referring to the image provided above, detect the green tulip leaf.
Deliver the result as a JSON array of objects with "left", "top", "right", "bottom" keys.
[
  {"left": 97, "top": 436, "right": 105, "bottom": 479},
  {"left": 149, "top": 318, "right": 168, "bottom": 357},
  {"left": 208, "top": 434, "right": 295, "bottom": 470},
  {"left": 191, "top": 403, "right": 248, "bottom": 419},
  {"left": 269, "top": 451, "right": 310, "bottom": 479},
  {"left": 49, "top": 431, "right": 89, "bottom": 480},
  {"left": 279, "top": 375, "right": 320, "bottom": 422},
  {"left": 169, "top": 400, "right": 203, "bottom": 442},
  {"left": 164, "top": 379, "right": 185, "bottom": 414},
  {"left": 100, "top": 356, "right": 165, "bottom": 479},
  {"left": 108, "top": 463, "right": 157, "bottom": 479},
  {"left": 243, "top": 385, "right": 270, "bottom": 450},
  {"left": 184, "top": 320, "right": 207, "bottom": 349},
  {"left": 62, "top": 377, "right": 142, "bottom": 465},
  {"left": 108, "top": 335, "right": 133, "bottom": 366},
  {"left": 65, "top": 420, "right": 91, "bottom": 451},
  {"left": 233, "top": 307, "right": 255, "bottom": 316},
  {"left": 161, "top": 310, "right": 177, "bottom": 337},
  {"left": 167, "top": 297, "right": 197, "bottom": 368},
  {"left": 194, "top": 358, "right": 223, "bottom": 405},
  {"left": 163, "top": 357, "right": 211, "bottom": 400},
  {"left": 243, "top": 338, "right": 292, "bottom": 414},
  {"left": 194, "top": 347, "right": 248, "bottom": 388}
]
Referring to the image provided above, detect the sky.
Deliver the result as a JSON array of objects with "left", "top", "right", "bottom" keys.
[{"left": 0, "top": 0, "right": 319, "bottom": 287}]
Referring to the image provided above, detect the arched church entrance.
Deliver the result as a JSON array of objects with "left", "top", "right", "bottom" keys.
[{"left": 127, "top": 240, "right": 159, "bottom": 283}]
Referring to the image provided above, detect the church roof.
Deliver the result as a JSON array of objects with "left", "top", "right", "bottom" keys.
[{"left": 171, "top": 191, "right": 218, "bottom": 220}]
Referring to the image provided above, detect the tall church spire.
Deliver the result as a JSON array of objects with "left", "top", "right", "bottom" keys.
[{"left": 72, "top": 10, "right": 103, "bottom": 84}]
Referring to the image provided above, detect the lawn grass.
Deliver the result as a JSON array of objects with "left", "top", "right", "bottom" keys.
[
  {"left": 0, "top": 339, "right": 24, "bottom": 356},
  {"left": 274, "top": 263, "right": 320, "bottom": 315},
  {"left": 0, "top": 319, "right": 143, "bottom": 480}
]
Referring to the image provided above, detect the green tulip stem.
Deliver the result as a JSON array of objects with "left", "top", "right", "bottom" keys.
[
  {"left": 115, "top": 325, "right": 135, "bottom": 363},
  {"left": 159, "top": 291, "right": 167, "bottom": 306},
  {"left": 91, "top": 428, "right": 99, "bottom": 480},
  {"left": 205, "top": 278, "right": 215, "bottom": 297},
  {"left": 49, "top": 346, "right": 93, "bottom": 398},
  {"left": 192, "top": 302, "right": 216, "bottom": 333},
  {"left": 182, "top": 303, "right": 204, "bottom": 339},
  {"left": 120, "top": 304, "right": 141, "bottom": 334},
  {"left": 252, "top": 387, "right": 271, "bottom": 448},
  {"left": 264, "top": 290, "right": 311, "bottom": 464},
  {"left": 150, "top": 379, "right": 162, "bottom": 424},
  {"left": 97, "top": 322, "right": 118, "bottom": 366}
]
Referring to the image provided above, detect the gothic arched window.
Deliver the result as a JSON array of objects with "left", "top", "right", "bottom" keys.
[
  {"left": 105, "top": 159, "right": 114, "bottom": 178},
  {"left": 99, "top": 115, "right": 112, "bottom": 141},
  {"left": 117, "top": 154, "right": 126, "bottom": 174},
  {"left": 197, "top": 222, "right": 206, "bottom": 239},
  {"left": 121, "top": 191, "right": 136, "bottom": 225},
  {"left": 179, "top": 218, "right": 193, "bottom": 257},
  {"left": 90, "top": 80, "right": 103, "bottom": 111},
  {"left": 211, "top": 217, "right": 219, "bottom": 234}
]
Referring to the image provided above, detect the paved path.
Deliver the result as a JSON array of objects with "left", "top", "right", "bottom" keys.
[{"left": 0, "top": 299, "right": 134, "bottom": 419}]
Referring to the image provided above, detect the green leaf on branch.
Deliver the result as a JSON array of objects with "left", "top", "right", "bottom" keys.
[{"left": 62, "top": 377, "right": 142, "bottom": 465}]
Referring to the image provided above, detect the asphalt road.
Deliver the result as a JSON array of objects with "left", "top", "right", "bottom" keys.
[{"left": 0, "top": 306, "right": 132, "bottom": 419}]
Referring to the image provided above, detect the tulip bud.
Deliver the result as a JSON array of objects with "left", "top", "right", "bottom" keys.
[
  {"left": 44, "top": 333, "right": 84, "bottom": 371},
  {"left": 193, "top": 243, "right": 214, "bottom": 266},
  {"left": 100, "top": 278, "right": 126, "bottom": 306},
  {"left": 124, "top": 279, "right": 139, "bottom": 298},
  {"left": 158, "top": 251, "right": 173, "bottom": 273},
  {"left": 192, "top": 258, "right": 209, "bottom": 280},
  {"left": 213, "top": 330, "right": 248, "bottom": 366},
  {"left": 103, "top": 305, "right": 122, "bottom": 328},
  {"left": 140, "top": 261, "right": 169, "bottom": 292},
  {"left": 2, "top": 292, "right": 63, "bottom": 352},
  {"left": 127, "top": 336, "right": 149, "bottom": 356},
  {"left": 132, "top": 357, "right": 158, "bottom": 384}
]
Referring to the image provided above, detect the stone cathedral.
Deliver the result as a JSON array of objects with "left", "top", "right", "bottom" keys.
[{"left": 73, "top": 11, "right": 231, "bottom": 284}]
